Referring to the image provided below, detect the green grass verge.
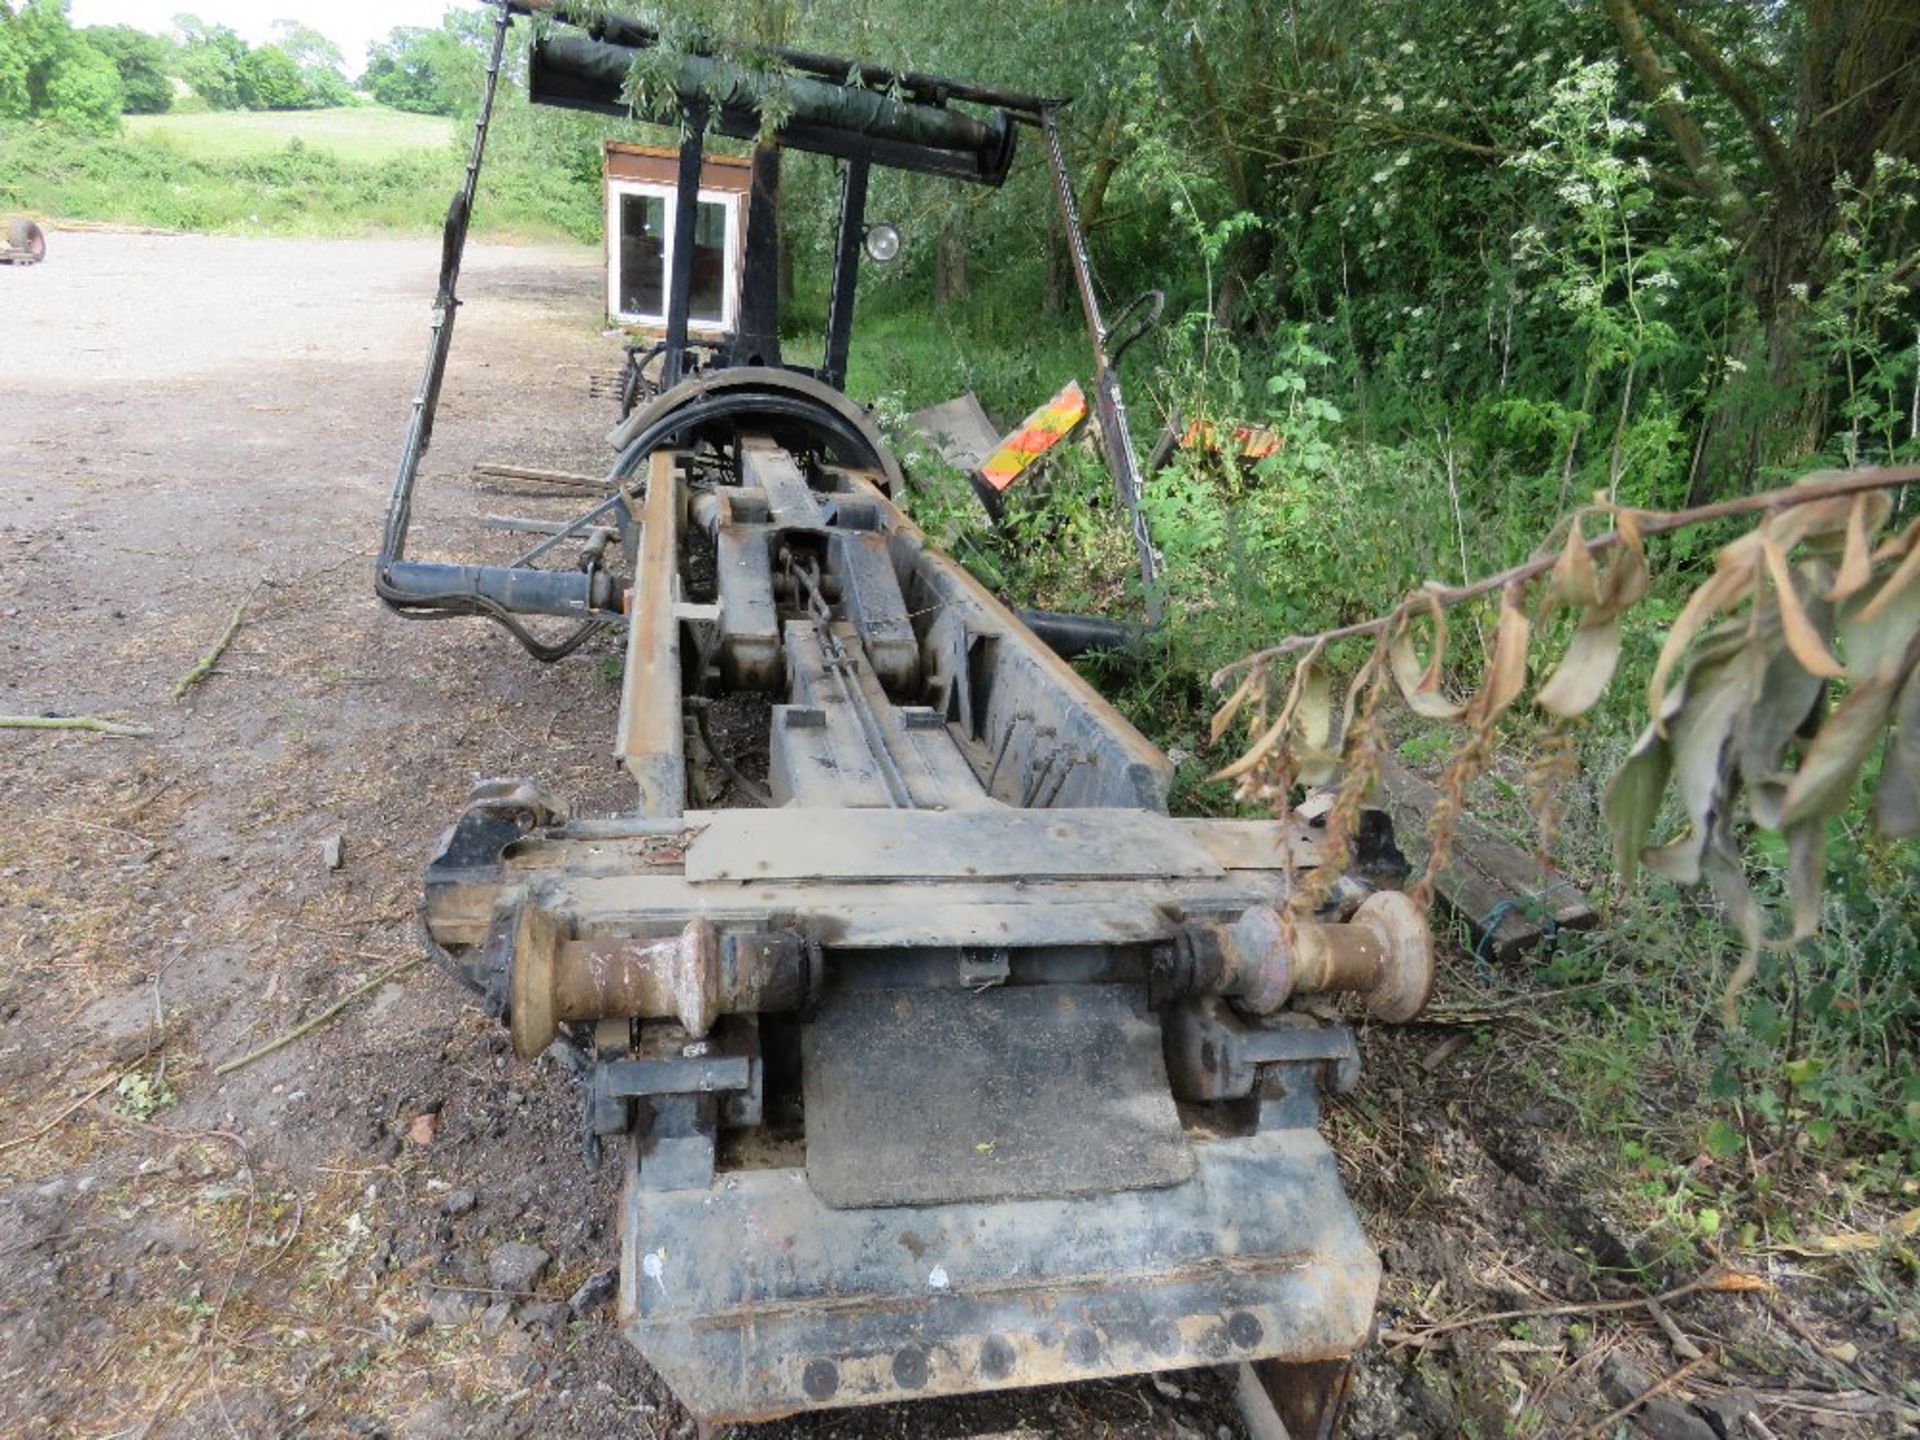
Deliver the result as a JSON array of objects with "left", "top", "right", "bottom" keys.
[
  {"left": 127, "top": 106, "right": 455, "bottom": 163},
  {"left": 0, "top": 120, "right": 598, "bottom": 242}
]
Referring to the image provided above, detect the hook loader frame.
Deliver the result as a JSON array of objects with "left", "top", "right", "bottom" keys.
[{"left": 377, "top": 4, "right": 1434, "bottom": 1431}]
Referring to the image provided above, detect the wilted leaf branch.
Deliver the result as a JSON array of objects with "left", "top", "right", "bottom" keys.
[{"left": 1209, "top": 465, "right": 1920, "bottom": 1005}]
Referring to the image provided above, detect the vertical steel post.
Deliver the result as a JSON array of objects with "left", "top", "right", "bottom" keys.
[
  {"left": 379, "top": 0, "right": 513, "bottom": 570},
  {"left": 822, "top": 158, "right": 870, "bottom": 391},
  {"left": 662, "top": 101, "right": 710, "bottom": 389},
  {"left": 1039, "top": 108, "right": 1160, "bottom": 607}
]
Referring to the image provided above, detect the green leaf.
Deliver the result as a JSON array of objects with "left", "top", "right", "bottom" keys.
[
  {"left": 1605, "top": 722, "right": 1671, "bottom": 884},
  {"left": 1875, "top": 666, "right": 1920, "bottom": 838},
  {"left": 1705, "top": 1119, "right": 1744, "bottom": 1158},
  {"left": 1778, "top": 676, "right": 1899, "bottom": 829},
  {"left": 1782, "top": 1057, "right": 1825, "bottom": 1086}
]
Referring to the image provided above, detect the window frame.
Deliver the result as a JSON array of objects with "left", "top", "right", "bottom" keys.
[{"left": 606, "top": 179, "right": 742, "bottom": 333}]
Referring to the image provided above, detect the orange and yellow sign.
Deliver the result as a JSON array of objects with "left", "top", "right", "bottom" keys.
[
  {"left": 1182, "top": 418, "right": 1281, "bottom": 462},
  {"left": 977, "top": 380, "right": 1088, "bottom": 493}
]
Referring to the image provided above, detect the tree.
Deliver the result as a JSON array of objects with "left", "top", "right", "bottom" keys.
[
  {"left": 270, "top": 19, "right": 349, "bottom": 107},
  {"left": 172, "top": 14, "right": 249, "bottom": 109},
  {"left": 237, "top": 43, "right": 307, "bottom": 110},
  {"left": 1600, "top": 0, "right": 1920, "bottom": 487},
  {"left": 0, "top": 0, "right": 124, "bottom": 131},
  {"left": 85, "top": 23, "right": 173, "bottom": 113},
  {"left": 0, "top": 14, "right": 29, "bottom": 119},
  {"left": 363, "top": 23, "right": 471, "bottom": 115},
  {"left": 41, "top": 27, "right": 119, "bottom": 129}
]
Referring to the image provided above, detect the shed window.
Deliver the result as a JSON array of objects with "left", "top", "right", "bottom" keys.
[{"left": 608, "top": 182, "right": 741, "bottom": 332}]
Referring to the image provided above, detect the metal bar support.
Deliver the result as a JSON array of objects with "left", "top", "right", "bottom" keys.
[
  {"left": 1038, "top": 108, "right": 1160, "bottom": 608},
  {"left": 377, "top": 0, "right": 512, "bottom": 570},
  {"left": 662, "top": 101, "right": 709, "bottom": 389},
  {"left": 822, "top": 158, "right": 870, "bottom": 390}
]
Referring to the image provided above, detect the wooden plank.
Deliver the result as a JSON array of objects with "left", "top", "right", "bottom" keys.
[
  {"left": 684, "top": 806, "right": 1226, "bottom": 884},
  {"left": 615, "top": 450, "right": 685, "bottom": 816},
  {"left": 1374, "top": 758, "right": 1595, "bottom": 962},
  {"left": 1178, "top": 817, "right": 1324, "bottom": 872},
  {"left": 470, "top": 461, "right": 606, "bottom": 492}
]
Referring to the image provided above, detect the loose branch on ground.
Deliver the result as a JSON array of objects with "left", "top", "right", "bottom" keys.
[
  {"left": 0, "top": 1067, "right": 140, "bottom": 1155},
  {"left": 212, "top": 955, "right": 423, "bottom": 1077},
  {"left": 1215, "top": 465, "right": 1920, "bottom": 685},
  {"left": 173, "top": 578, "right": 266, "bottom": 699},
  {"left": 1381, "top": 1266, "right": 1765, "bottom": 1349},
  {"left": 1577, "top": 1351, "right": 1718, "bottom": 1440},
  {"left": 0, "top": 714, "right": 152, "bottom": 737}
]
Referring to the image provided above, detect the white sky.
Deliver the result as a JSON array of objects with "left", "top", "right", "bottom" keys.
[{"left": 67, "top": 0, "right": 476, "bottom": 76}]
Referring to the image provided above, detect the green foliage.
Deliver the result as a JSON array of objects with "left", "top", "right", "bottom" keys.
[
  {"left": 362, "top": 20, "right": 478, "bottom": 117},
  {"left": 171, "top": 14, "right": 346, "bottom": 112},
  {"left": 236, "top": 45, "right": 308, "bottom": 112},
  {"left": 40, "top": 31, "right": 119, "bottom": 131},
  {"left": 0, "top": 17, "right": 31, "bottom": 119},
  {"left": 172, "top": 16, "right": 249, "bottom": 110},
  {"left": 83, "top": 24, "right": 172, "bottom": 114},
  {"left": 0, "top": 0, "right": 123, "bottom": 132}
]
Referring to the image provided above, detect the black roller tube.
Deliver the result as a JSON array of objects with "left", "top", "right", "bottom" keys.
[
  {"left": 531, "top": 31, "right": 1016, "bottom": 184},
  {"left": 508, "top": 0, "right": 1059, "bottom": 117},
  {"left": 1014, "top": 608, "right": 1142, "bottom": 659}
]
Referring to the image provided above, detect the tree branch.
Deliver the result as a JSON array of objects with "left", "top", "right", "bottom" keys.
[
  {"left": 1604, "top": 0, "right": 1754, "bottom": 234},
  {"left": 1636, "top": 0, "right": 1794, "bottom": 190},
  {"left": 1213, "top": 465, "right": 1920, "bottom": 686}
]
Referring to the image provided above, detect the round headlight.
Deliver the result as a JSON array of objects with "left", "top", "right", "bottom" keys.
[{"left": 863, "top": 222, "right": 902, "bottom": 264}]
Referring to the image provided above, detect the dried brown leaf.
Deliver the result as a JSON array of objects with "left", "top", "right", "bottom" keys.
[
  {"left": 1211, "top": 666, "right": 1259, "bottom": 745},
  {"left": 1761, "top": 534, "right": 1845, "bottom": 678},
  {"left": 1467, "top": 588, "right": 1531, "bottom": 725},
  {"left": 1549, "top": 517, "right": 1601, "bottom": 608},
  {"left": 1535, "top": 615, "right": 1621, "bottom": 719},
  {"left": 1696, "top": 1267, "right": 1771, "bottom": 1293},
  {"left": 1784, "top": 819, "right": 1826, "bottom": 943},
  {"left": 1858, "top": 521, "right": 1920, "bottom": 625},
  {"left": 1294, "top": 659, "right": 1339, "bottom": 786},
  {"left": 1643, "top": 653, "right": 1750, "bottom": 886},
  {"left": 1735, "top": 603, "right": 1828, "bottom": 828},
  {"left": 1389, "top": 600, "right": 1465, "bottom": 719},
  {"left": 1877, "top": 667, "right": 1920, "bottom": 839},
  {"left": 1604, "top": 723, "right": 1671, "bottom": 885},
  {"left": 1826, "top": 493, "right": 1878, "bottom": 602},
  {"left": 1649, "top": 534, "right": 1760, "bottom": 728},
  {"left": 1840, "top": 565, "right": 1920, "bottom": 680}
]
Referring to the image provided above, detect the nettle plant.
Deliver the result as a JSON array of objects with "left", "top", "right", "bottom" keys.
[
  {"left": 1508, "top": 60, "right": 1694, "bottom": 510},
  {"left": 1805, "top": 154, "right": 1920, "bottom": 470},
  {"left": 1209, "top": 465, "right": 1920, "bottom": 1010}
]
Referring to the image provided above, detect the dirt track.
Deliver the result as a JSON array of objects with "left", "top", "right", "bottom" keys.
[{"left": 1, "top": 232, "right": 1912, "bottom": 1440}]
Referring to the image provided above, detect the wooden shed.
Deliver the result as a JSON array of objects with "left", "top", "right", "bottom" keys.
[{"left": 603, "top": 141, "right": 753, "bottom": 334}]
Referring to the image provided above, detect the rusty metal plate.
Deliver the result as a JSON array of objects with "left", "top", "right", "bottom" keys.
[
  {"left": 802, "top": 984, "right": 1192, "bottom": 1208},
  {"left": 619, "top": 1126, "right": 1379, "bottom": 1421},
  {"left": 685, "top": 807, "right": 1225, "bottom": 884}
]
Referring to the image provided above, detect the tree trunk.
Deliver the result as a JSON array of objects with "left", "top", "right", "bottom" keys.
[
  {"left": 934, "top": 222, "right": 968, "bottom": 307},
  {"left": 1043, "top": 222, "right": 1066, "bottom": 317}
]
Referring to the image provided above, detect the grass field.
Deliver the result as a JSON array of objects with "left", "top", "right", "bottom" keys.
[
  {"left": 0, "top": 105, "right": 599, "bottom": 241},
  {"left": 126, "top": 105, "right": 455, "bottom": 161}
]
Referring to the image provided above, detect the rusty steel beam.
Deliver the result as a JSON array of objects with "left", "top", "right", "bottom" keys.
[{"left": 616, "top": 450, "right": 684, "bottom": 814}]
